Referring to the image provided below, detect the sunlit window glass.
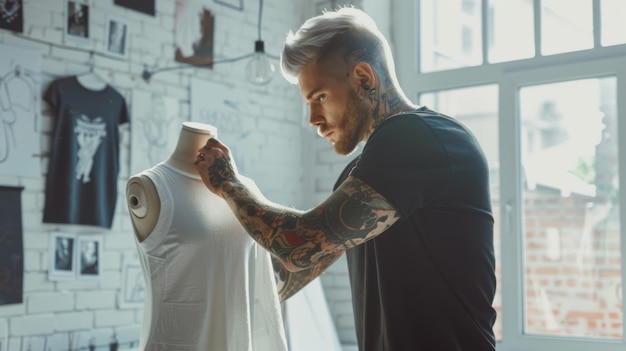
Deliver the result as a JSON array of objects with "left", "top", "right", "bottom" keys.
[
  {"left": 601, "top": 0, "right": 626, "bottom": 46},
  {"left": 541, "top": 0, "right": 593, "bottom": 55},
  {"left": 487, "top": 0, "right": 534, "bottom": 63},
  {"left": 519, "top": 77, "right": 622, "bottom": 339},
  {"left": 420, "top": 85, "right": 501, "bottom": 340},
  {"left": 420, "top": 0, "right": 482, "bottom": 73}
]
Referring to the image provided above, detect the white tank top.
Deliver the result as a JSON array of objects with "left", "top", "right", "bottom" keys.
[{"left": 134, "top": 162, "right": 287, "bottom": 351}]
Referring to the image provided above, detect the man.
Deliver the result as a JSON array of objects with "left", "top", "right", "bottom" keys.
[{"left": 194, "top": 7, "right": 496, "bottom": 350}]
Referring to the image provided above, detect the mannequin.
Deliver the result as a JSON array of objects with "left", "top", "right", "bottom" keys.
[
  {"left": 126, "top": 121, "right": 287, "bottom": 351},
  {"left": 126, "top": 121, "right": 216, "bottom": 240}
]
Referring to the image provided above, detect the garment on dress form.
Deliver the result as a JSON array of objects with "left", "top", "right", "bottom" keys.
[{"left": 134, "top": 162, "right": 287, "bottom": 351}]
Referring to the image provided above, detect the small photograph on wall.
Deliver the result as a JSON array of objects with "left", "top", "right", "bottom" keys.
[
  {"left": 77, "top": 235, "right": 101, "bottom": 282},
  {"left": 105, "top": 15, "right": 129, "bottom": 59},
  {"left": 48, "top": 232, "right": 76, "bottom": 281},
  {"left": 65, "top": 0, "right": 90, "bottom": 42},
  {"left": 120, "top": 262, "right": 145, "bottom": 309},
  {"left": 0, "top": 0, "right": 24, "bottom": 33}
]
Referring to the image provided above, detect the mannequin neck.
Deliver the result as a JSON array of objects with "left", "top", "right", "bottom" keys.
[{"left": 165, "top": 122, "right": 217, "bottom": 174}]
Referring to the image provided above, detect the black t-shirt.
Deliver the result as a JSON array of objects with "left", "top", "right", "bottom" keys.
[
  {"left": 334, "top": 107, "right": 496, "bottom": 350},
  {"left": 43, "top": 76, "right": 129, "bottom": 228}
]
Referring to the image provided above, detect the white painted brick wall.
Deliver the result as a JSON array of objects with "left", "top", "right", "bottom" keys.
[
  {"left": 0, "top": 0, "right": 310, "bottom": 349},
  {"left": 27, "top": 293, "right": 74, "bottom": 314},
  {"left": 10, "top": 315, "right": 55, "bottom": 336},
  {"left": 54, "top": 311, "right": 94, "bottom": 331},
  {"left": 1, "top": 0, "right": 394, "bottom": 349}
]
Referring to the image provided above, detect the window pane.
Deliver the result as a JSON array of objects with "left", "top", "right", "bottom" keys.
[
  {"left": 420, "top": 85, "right": 501, "bottom": 340},
  {"left": 488, "top": 0, "right": 535, "bottom": 63},
  {"left": 601, "top": 0, "right": 626, "bottom": 46},
  {"left": 541, "top": 0, "right": 593, "bottom": 55},
  {"left": 420, "top": 0, "right": 482, "bottom": 73},
  {"left": 519, "top": 78, "right": 622, "bottom": 339}
]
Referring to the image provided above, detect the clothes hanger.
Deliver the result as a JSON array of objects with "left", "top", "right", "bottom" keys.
[{"left": 76, "top": 51, "right": 108, "bottom": 91}]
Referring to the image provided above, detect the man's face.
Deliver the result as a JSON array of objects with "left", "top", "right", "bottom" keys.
[{"left": 298, "top": 58, "right": 371, "bottom": 156}]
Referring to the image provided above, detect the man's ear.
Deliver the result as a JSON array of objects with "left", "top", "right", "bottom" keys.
[{"left": 352, "top": 62, "right": 376, "bottom": 90}]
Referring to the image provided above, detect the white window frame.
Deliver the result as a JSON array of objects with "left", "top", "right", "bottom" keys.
[{"left": 392, "top": 1, "right": 626, "bottom": 350}]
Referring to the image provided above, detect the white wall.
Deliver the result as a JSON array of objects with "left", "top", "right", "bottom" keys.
[
  {"left": 0, "top": 0, "right": 307, "bottom": 350},
  {"left": 0, "top": 0, "right": 394, "bottom": 349}
]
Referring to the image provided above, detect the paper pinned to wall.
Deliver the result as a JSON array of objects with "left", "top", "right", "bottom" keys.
[
  {"left": 130, "top": 90, "right": 186, "bottom": 176},
  {"left": 0, "top": 43, "right": 41, "bottom": 177},
  {"left": 190, "top": 78, "right": 254, "bottom": 174}
]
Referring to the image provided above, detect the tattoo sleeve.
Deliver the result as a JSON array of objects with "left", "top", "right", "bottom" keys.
[
  {"left": 221, "top": 175, "right": 399, "bottom": 272},
  {"left": 273, "top": 252, "right": 343, "bottom": 302}
]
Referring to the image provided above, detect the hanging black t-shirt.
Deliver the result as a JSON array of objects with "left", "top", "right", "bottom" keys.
[
  {"left": 334, "top": 107, "right": 496, "bottom": 350},
  {"left": 43, "top": 76, "right": 129, "bottom": 228}
]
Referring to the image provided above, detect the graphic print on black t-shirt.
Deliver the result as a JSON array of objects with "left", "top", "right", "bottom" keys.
[
  {"left": 74, "top": 114, "right": 106, "bottom": 183},
  {"left": 43, "top": 76, "right": 129, "bottom": 228}
]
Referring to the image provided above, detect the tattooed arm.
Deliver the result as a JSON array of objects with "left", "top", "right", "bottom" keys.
[
  {"left": 194, "top": 138, "right": 399, "bottom": 272},
  {"left": 273, "top": 252, "right": 343, "bottom": 302}
]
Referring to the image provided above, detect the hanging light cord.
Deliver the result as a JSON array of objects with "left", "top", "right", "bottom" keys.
[
  {"left": 143, "top": 0, "right": 279, "bottom": 81},
  {"left": 257, "top": 0, "right": 264, "bottom": 41}
]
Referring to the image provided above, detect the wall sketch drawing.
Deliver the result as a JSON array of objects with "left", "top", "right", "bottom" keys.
[
  {"left": 120, "top": 262, "right": 145, "bottom": 309},
  {"left": 190, "top": 78, "right": 252, "bottom": 174},
  {"left": 0, "top": 186, "right": 24, "bottom": 306},
  {"left": 0, "top": 43, "right": 41, "bottom": 177},
  {"left": 130, "top": 90, "right": 185, "bottom": 175},
  {"left": 48, "top": 232, "right": 76, "bottom": 281}
]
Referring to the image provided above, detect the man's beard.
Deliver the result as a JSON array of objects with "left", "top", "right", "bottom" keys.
[{"left": 333, "top": 90, "right": 371, "bottom": 156}]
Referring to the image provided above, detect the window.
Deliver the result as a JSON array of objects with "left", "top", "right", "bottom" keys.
[
  {"left": 520, "top": 78, "right": 620, "bottom": 339},
  {"left": 601, "top": 0, "right": 626, "bottom": 46},
  {"left": 394, "top": 1, "right": 626, "bottom": 350}
]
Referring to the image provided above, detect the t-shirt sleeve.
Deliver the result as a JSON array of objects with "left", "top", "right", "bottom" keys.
[
  {"left": 349, "top": 115, "right": 451, "bottom": 218},
  {"left": 43, "top": 79, "right": 59, "bottom": 109},
  {"left": 112, "top": 89, "right": 129, "bottom": 125},
  {"left": 118, "top": 98, "right": 129, "bottom": 125}
]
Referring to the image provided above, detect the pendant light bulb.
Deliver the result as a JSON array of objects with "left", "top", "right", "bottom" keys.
[{"left": 245, "top": 40, "right": 275, "bottom": 85}]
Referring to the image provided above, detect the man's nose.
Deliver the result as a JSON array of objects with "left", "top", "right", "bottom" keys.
[{"left": 308, "top": 107, "right": 324, "bottom": 127}]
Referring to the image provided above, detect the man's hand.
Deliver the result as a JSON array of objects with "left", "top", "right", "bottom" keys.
[{"left": 194, "top": 137, "right": 239, "bottom": 197}]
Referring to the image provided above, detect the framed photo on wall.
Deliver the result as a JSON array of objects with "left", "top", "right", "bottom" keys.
[
  {"left": 77, "top": 235, "right": 101, "bottom": 282},
  {"left": 105, "top": 15, "right": 129, "bottom": 59},
  {"left": 48, "top": 232, "right": 76, "bottom": 281},
  {"left": 64, "top": 0, "right": 90, "bottom": 42}
]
